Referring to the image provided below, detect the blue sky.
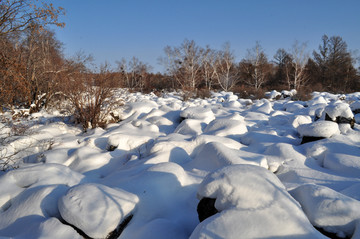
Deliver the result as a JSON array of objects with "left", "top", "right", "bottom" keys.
[{"left": 49, "top": 0, "right": 360, "bottom": 72}]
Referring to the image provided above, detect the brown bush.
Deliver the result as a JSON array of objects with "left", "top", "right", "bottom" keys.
[{"left": 232, "top": 85, "right": 266, "bottom": 100}]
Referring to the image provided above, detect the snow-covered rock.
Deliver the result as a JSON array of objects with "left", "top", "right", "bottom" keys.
[
  {"left": 350, "top": 101, "right": 360, "bottom": 114},
  {"left": 290, "top": 184, "right": 360, "bottom": 238},
  {"left": 187, "top": 142, "right": 268, "bottom": 171},
  {"left": 192, "top": 165, "right": 325, "bottom": 238},
  {"left": 1, "top": 90, "right": 360, "bottom": 239},
  {"left": 324, "top": 102, "right": 355, "bottom": 128},
  {"left": 58, "top": 183, "right": 139, "bottom": 238},
  {"left": 203, "top": 114, "right": 247, "bottom": 136},
  {"left": 297, "top": 121, "right": 340, "bottom": 138},
  {"left": 180, "top": 106, "right": 215, "bottom": 123}
]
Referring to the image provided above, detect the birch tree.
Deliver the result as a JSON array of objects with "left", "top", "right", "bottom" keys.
[
  {"left": 116, "top": 57, "right": 151, "bottom": 90},
  {"left": 213, "top": 43, "right": 238, "bottom": 91},
  {"left": 162, "top": 39, "right": 208, "bottom": 90},
  {"left": 286, "top": 41, "right": 309, "bottom": 90},
  {"left": 201, "top": 46, "right": 217, "bottom": 90},
  {"left": 240, "top": 42, "right": 271, "bottom": 90}
]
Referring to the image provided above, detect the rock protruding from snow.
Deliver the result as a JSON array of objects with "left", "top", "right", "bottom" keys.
[
  {"left": 297, "top": 121, "right": 340, "bottom": 143},
  {"left": 265, "top": 90, "right": 281, "bottom": 100},
  {"left": 324, "top": 102, "right": 355, "bottom": 128},
  {"left": 191, "top": 165, "right": 325, "bottom": 239},
  {"left": 281, "top": 89, "right": 297, "bottom": 99},
  {"left": 58, "top": 183, "right": 139, "bottom": 239},
  {"left": 197, "top": 197, "right": 217, "bottom": 222},
  {"left": 290, "top": 184, "right": 360, "bottom": 238}
]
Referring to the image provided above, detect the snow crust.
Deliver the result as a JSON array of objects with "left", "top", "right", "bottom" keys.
[{"left": 1, "top": 90, "right": 360, "bottom": 238}]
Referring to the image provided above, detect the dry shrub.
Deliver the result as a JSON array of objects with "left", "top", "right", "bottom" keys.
[
  {"left": 291, "top": 90, "right": 313, "bottom": 101},
  {"left": 232, "top": 85, "right": 266, "bottom": 100},
  {"left": 196, "top": 88, "right": 211, "bottom": 99},
  {"left": 62, "top": 65, "right": 123, "bottom": 131}
]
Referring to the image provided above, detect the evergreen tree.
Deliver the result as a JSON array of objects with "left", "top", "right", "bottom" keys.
[{"left": 312, "top": 35, "right": 357, "bottom": 92}]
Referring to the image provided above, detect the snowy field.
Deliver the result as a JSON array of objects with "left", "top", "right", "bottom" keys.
[{"left": 1, "top": 90, "right": 360, "bottom": 239}]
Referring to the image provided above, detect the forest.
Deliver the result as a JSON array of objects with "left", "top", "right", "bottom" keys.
[{"left": 1, "top": 0, "right": 359, "bottom": 129}]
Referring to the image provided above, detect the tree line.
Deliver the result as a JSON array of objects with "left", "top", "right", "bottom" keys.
[{"left": 1, "top": 1, "right": 359, "bottom": 127}]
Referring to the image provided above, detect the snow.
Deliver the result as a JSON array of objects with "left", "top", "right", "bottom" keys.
[
  {"left": 297, "top": 121, "right": 340, "bottom": 138},
  {"left": 58, "top": 183, "right": 139, "bottom": 238},
  {"left": 1, "top": 90, "right": 360, "bottom": 238},
  {"left": 290, "top": 184, "right": 360, "bottom": 238},
  {"left": 324, "top": 102, "right": 354, "bottom": 120},
  {"left": 192, "top": 165, "right": 325, "bottom": 238},
  {"left": 350, "top": 101, "right": 360, "bottom": 112}
]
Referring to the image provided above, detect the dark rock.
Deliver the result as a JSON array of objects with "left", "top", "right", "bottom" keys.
[
  {"left": 301, "top": 136, "right": 326, "bottom": 144},
  {"left": 61, "top": 214, "right": 133, "bottom": 239},
  {"left": 314, "top": 226, "right": 351, "bottom": 239},
  {"left": 325, "top": 113, "right": 355, "bottom": 129},
  {"left": 107, "top": 145, "right": 117, "bottom": 151},
  {"left": 197, "top": 197, "right": 218, "bottom": 222},
  {"left": 106, "top": 214, "right": 133, "bottom": 239},
  {"left": 179, "top": 116, "right": 186, "bottom": 123},
  {"left": 353, "top": 109, "right": 360, "bottom": 115}
]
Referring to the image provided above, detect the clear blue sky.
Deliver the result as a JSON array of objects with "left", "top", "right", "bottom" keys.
[{"left": 49, "top": 0, "right": 360, "bottom": 73}]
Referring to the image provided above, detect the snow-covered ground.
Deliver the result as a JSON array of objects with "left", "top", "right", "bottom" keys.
[{"left": 1, "top": 90, "right": 360, "bottom": 239}]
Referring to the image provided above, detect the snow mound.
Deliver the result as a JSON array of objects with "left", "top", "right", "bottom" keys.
[
  {"left": 284, "top": 102, "right": 305, "bottom": 113},
  {"left": 22, "top": 217, "right": 82, "bottom": 239},
  {"left": 290, "top": 115, "right": 313, "bottom": 128},
  {"left": 323, "top": 152, "right": 360, "bottom": 177},
  {"left": 356, "top": 114, "right": 360, "bottom": 124},
  {"left": 58, "top": 183, "right": 139, "bottom": 238},
  {"left": 180, "top": 106, "right": 215, "bottom": 122},
  {"left": 0, "top": 164, "right": 83, "bottom": 209},
  {"left": 281, "top": 89, "right": 297, "bottom": 98},
  {"left": 197, "top": 165, "right": 285, "bottom": 210},
  {"left": 350, "top": 101, "right": 360, "bottom": 113},
  {"left": 107, "top": 133, "right": 153, "bottom": 151},
  {"left": 309, "top": 95, "right": 328, "bottom": 105},
  {"left": 203, "top": 114, "right": 247, "bottom": 136},
  {"left": 324, "top": 102, "right": 354, "bottom": 120},
  {"left": 290, "top": 184, "right": 360, "bottom": 238},
  {"left": 265, "top": 90, "right": 281, "bottom": 99},
  {"left": 174, "top": 119, "right": 205, "bottom": 136},
  {"left": 297, "top": 121, "right": 340, "bottom": 138},
  {"left": 0, "top": 185, "right": 70, "bottom": 236},
  {"left": 188, "top": 142, "right": 268, "bottom": 171},
  {"left": 251, "top": 99, "right": 273, "bottom": 114},
  {"left": 191, "top": 165, "right": 325, "bottom": 239}
]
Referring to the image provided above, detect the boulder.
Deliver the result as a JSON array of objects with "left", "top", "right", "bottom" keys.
[{"left": 58, "top": 183, "right": 139, "bottom": 239}]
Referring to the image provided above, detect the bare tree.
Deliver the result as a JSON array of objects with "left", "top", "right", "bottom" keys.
[
  {"left": 161, "top": 39, "right": 209, "bottom": 90},
  {"left": 286, "top": 41, "right": 309, "bottom": 90},
  {"left": 213, "top": 43, "right": 238, "bottom": 91},
  {"left": 116, "top": 57, "right": 151, "bottom": 91},
  {"left": 0, "top": 0, "right": 65, "bottom": 36},
  {"left": 19, "top": 26, "right": 65, "bottom": 110},
  {"left": 201, "top": 46, "right": 217, "bottom": 90},
  {"left": 240, "top": 42, "right": 271, "bottom": 90},
  {"left": 0, "top": 0, "right": 64, "bottom": 109}
]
